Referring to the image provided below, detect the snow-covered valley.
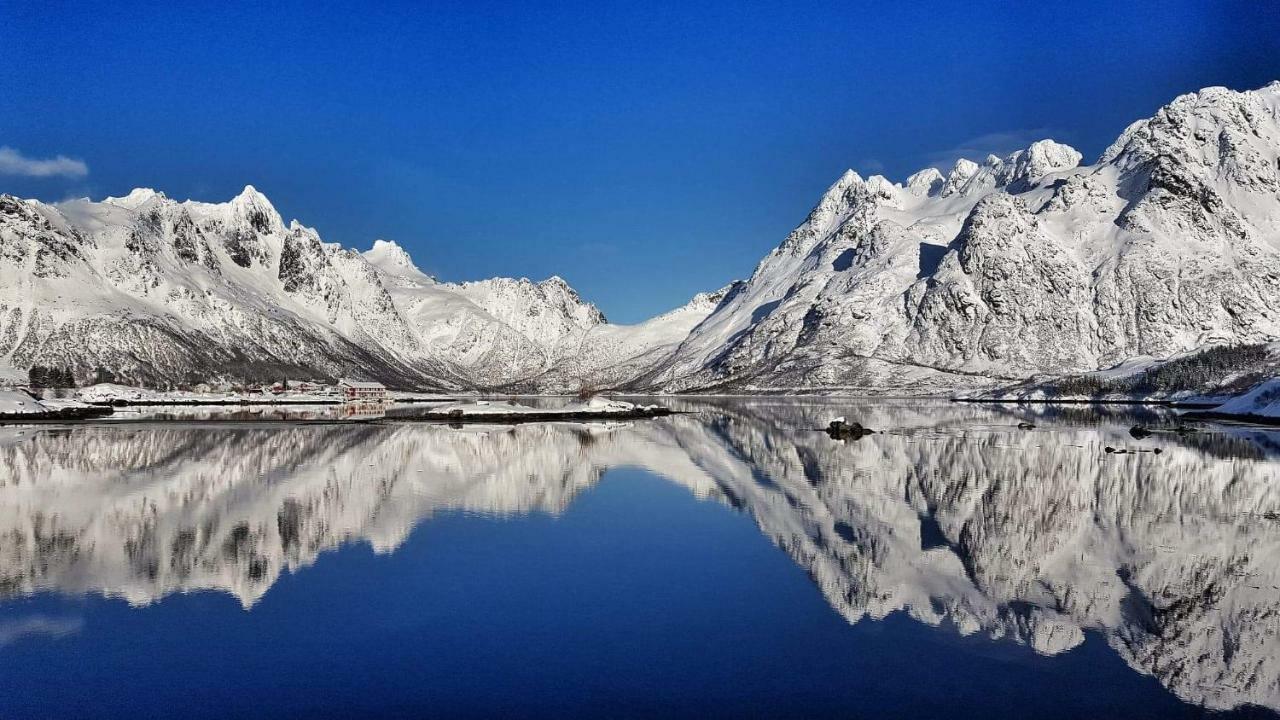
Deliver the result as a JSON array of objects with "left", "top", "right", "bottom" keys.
[{"left": 4, "top": 81, "right": 1280, "bottom": 393}]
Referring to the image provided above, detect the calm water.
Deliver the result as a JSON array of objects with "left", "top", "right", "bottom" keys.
[{"left": 2, "top": 398, "right": 1279, "bottom": 719}]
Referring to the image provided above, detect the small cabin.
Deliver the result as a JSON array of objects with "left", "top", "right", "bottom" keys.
[{"left": 338, "top": 378, "right": 387, "bottom": 401}]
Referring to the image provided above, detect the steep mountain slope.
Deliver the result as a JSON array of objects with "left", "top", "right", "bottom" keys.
[
  {"left": 359, "top": 238, "right": 724, "bottom": 390},
  {"left": 3, "top": 82, "right": 1278, "bottom": 392},
  {"left": 0, "top": 187, "right": 450, "bottom": 388},
  {"left": 497, "top": 282, "right": 740, "bottom": 392},
  {"left": 643, "top": 82, "right": 1280, "bottom": 392},
  {"left": 0, "top": 190, "right": 714, "bottom": 389},
  {"left": 361, "top": 239, "right": 599, "bottom": 385}
]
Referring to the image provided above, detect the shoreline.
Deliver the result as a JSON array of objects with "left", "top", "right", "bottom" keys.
[
  {"left": 3, "top": 399, "right": 1278, "bottom": 430},
  {"left": 1179, "top": 410, "right": 1280, "bottom": 427},
  {"left": 0, "top": 405, "right": 115, "bottom": 424},
  {"left": 950, "top": 397, "right": 1220, "bottom": 409},
  {"left": 393, "top": 407, "right": 679, "bottom": 424},
  {"left": 83, "top": 397, "right": 459, "bottom": 407}
]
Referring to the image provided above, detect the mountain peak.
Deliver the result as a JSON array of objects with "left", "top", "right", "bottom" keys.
[
  {"left": 363, "top": 239, "right": 429, "bottom": 279},
  {"left": 827, "top": 169, "right": 863, "bottom": 195},
  {"left": 365, "top": 240, "right": 431, "bottom": 282},
  {"left": 228, "top": 184, "right": 284, "bottom": 234},
  {"left": 999, "top": 139, "right": 1082, "bottom": 189},
  {"left": 940, "top": 159, "right": 981, "bottom": 196},
  {"left": 229, "top": 184, "right": 276, "bottom": 209},
  {"left": 368, "top": 238, "right": 411, "bottom": 262},
  {"left": 104, "top": 188, "right": 167, "bottom": 210},
  {"left": 906, "top": 168, "right": 945, "bottom": 196}
]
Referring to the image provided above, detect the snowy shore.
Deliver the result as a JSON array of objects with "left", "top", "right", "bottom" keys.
[
  {"left": 0, "top": 384, "right": 676, "bottom": 425},
  {"left": 411, "top": 397, "right": 674, "bottom": 423},
  {"left": 959, "top": 374, "right": 1280, "bottom": 428},
  {"left": 1181, "top": 379, "right": 1280, "bottom": 426},
  {"left": 68, "top": 384, "right": 457, "bottom": 407},
  {"left": 0, "top": 390, "right": 114, "bottom": 421}
]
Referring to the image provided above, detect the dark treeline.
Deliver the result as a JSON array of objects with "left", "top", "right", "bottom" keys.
[
  {"left": 1051, "top": 344, "right": 1273, "bottom": 397},
  {"left": 26, "top": 366, "right": 124, "bottom": 388},
  {"left": 23, "top": 364, "right": 343, "bottom": 392},
  {"left": 27, "top": 366, "right": 76, "bottom": 388}
]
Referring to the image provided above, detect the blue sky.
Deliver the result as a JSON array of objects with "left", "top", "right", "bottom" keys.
[{"left": 2, "top": 1, "right": 1278, "bottom": 322}]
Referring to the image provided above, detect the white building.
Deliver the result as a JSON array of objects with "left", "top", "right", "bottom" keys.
[{"left": 338, "top": 379, "right": 387, "bottom": 401}]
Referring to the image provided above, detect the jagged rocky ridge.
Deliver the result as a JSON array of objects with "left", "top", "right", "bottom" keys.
[
  {"left": 2, "top": 400, "right": 1278, "bottom": 712},
  {"left": 3, "top": 82, "right": 1280, "bottom": 391},
  {"left": 644, "top": 82, "right": 1280, "bottom": 392},
  {"left": 0, "top": 188, "right": 720, "bottom": 390}
]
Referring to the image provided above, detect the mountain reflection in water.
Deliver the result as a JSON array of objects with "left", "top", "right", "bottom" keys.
[{"left": 1, "top": 398, "right": 1279, "bottom": 716}]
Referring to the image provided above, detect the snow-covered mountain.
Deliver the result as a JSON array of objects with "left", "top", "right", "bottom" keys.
[
  {"left": 642, "top": 81, "right": 1280, "bottom": 392},
  {"left": 359, "top": 237, "right": 730, "bottom": 389},
  {"left": 0, "top": 187, "right": 714, "bottom": 389},
  {"left": 3, "top": 82, "right": 1279, "bottom": 391}
]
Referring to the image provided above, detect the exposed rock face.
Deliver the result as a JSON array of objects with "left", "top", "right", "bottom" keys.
[
  {"left": 642, "top": 82, "right": 1280, "bottom": 392},
  {"left": 0, "top": 189, "right": 716, "bottom": 389},
  {"left": 0, "top": 187, "right": 450, "bottom": 388},
  {"left": 3, "top": 82, "right": 1280, "bottom": 391},
  {"left": 2, "top": 401, "right": 1278, "bottom": 711},
  {"left": 905, "top": 193, "right": 1095, "bottom": 372}
]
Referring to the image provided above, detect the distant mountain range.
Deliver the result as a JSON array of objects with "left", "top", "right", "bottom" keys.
[{"left": 3, "top": 81, "right": 1280, "bottom": 392}]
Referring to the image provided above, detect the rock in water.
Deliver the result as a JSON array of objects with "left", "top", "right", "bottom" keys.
[
  {"left": 827, "top": 418, "right": 874, "bottom": 439},
  {"left": 1130, "top": 425, "right": 1153, "bottom": 439}
]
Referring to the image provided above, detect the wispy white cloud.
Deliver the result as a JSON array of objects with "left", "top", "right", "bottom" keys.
[
  {"left": 924, "top": 128, "right": 1059, "bottom": 171},
  {"left": 0, "top": 146, "right": 89, "bottom": 178}
]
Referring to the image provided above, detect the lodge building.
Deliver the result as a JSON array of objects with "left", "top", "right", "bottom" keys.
[{"left": 337, "top": 378, "right": 387, "bottom": 401}]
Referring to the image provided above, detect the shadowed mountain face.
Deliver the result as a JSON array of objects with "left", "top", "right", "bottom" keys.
[{"left": 2, "top": 401, "right": 1279, "bottom": 714}]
